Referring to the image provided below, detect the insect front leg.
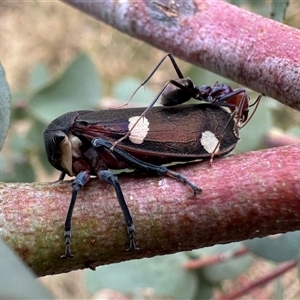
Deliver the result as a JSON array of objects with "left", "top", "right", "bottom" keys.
[
  {"left": 59, "top": 172, "right": 66, "bottom": 181},
  {"left": 119, "top": 53, "right": 185, "bottom": 109},
  {"left": 98, "top": 170, "right": 138, "bottom": 251},
  {"left": 61, "top": 171, "right": 90, "bottom": 259}
]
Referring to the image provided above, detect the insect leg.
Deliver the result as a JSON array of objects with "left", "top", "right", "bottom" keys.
[
  {"left": 213, "top": 88, "right": 247, "bottom": 104},
  {"left": 208, "top": 111, "right": 237, "bottom": 166},
  {"left": 239, "top": 94, "right": 262, "bottom": 128},
  {"left": 61, "top": 171, "right": 90, "bottom": 259},
  {"left": 208, "top": 93, "right": 262, "bottom": 165},
  {"left": 93, "top": 138, "right": 202, "bottom": 195},
  {"left": 59, "top": 171, "right": 66, "bottom": 181},
  {"left": 119, "top": 53, "right": 185, "bottom": 108},
  {"left": 98, "top": 170, "right": 138, "bottom": 251},
  {"left": 111, "top": 54, "right": 191, "bottom": 148},
  {"left": 112, "top": 78, "right": 193, "bottom": 149}
]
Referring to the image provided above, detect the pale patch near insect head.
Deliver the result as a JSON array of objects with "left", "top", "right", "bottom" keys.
[
  {"left": 128, "top": 116, "right": 150, "bottom": 144},
  {"left": 200, "top": 130, "right": 220, "bottom": 154}
]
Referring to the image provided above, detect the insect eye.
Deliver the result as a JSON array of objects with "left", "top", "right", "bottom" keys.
[{"left": 44, "top": 130, "right": 70, "bottom": 172}]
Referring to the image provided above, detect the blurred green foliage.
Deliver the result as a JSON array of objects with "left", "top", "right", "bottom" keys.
[
  {"left": 0, "top": 63, "right": 10, "bottom": 151},
  {"left": 85, "top": 243, "right": 254, "bottom": 299},
  {"left": 0, "top": 239, "right": 53, "bottom": 299},
  {"left": 0, "top": 53, "right": 102, "bottom": 182}
]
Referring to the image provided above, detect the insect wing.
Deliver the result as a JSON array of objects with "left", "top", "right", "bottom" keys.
[{"left": 72, "top": 104, "right": 239, "bottom": 162}]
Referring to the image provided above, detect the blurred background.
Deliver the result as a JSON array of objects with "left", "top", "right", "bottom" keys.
[{"left": 1, "top": 1, "right": 300, "bottom": 299}]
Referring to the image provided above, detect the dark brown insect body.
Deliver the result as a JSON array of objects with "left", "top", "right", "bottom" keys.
[
  {"left": 161, "top": 80, "right": 251, "bottom": 124},
  {"left": 117, "top": 53, "right": 261, "bottom": 147},
  {"left": 44, "top": 104, "right": 239, "bottom": 258}
]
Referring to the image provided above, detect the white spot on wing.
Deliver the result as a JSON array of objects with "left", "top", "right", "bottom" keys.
[
  {"left": 128, "top": 116, "right": 149, "bottom": 144},
  {"left": 200, "top": 131, "right": 220, "bottom": 154}
]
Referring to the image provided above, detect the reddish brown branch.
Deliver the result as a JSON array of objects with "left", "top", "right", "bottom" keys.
[
  {"left": 61, "top": 0, "right": 300, "bottom": 110},
  {"left": 263, "top": 129, "right": 300, "bottom": 148},
  {"left": 216, "top": 260, "right": 297, "bottom": 300},
  {"left": 1, "top": 144, "right": 300, "bottom": 276},
  {"left": 184, "top": 247, "right": 249, "bottom": 270}
]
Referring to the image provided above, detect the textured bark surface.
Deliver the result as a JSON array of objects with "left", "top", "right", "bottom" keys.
[
  {"left": 61, "top": 0, "right": 300, "bottom": 110},
  {"left": 1, "top": 144, "right": 300, "bottom": 276}
]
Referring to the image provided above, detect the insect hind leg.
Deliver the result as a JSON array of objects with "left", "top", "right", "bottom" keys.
[{"left": 99, "top": 170, "right": 139, "bottom": 251}]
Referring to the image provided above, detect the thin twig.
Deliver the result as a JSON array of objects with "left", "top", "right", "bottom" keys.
[
  {"left": 184, "top": 247, "right": 249, "bottom": 270},
  {"left": 216, "top": 260, "right": 297, "bottom": 300}
]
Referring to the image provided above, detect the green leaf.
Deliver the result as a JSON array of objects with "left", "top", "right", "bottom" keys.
[
  {"left": 11, "top": 160, "right": 35, "bottom": 183},
  {"left": 113, "top": 77, "right": 156, "bottom": 107},
  {"left": 229, "top": 1, "right": 272, "bottom": 18},
  {"left": 29, "top": 63, "right": 50, "bottom": 91},
  {"left": 0, "top": 156, "right": 12, "bottom": 182},
  {"left": 10, "top": 92, "right": 29, "bottom": 121},
  {"left": 244, "top": 231, "right": 300, "bottom": 262},
  {"left": 0, "top": 238, "right": 53, "bottom": 299},
  {"left": 185, "top": 66, "right": 235, "bottom": 90},
  {"left": 85, "top": 253, "right": 198, "bottom": 299},
  {"left": 26, "top": 119, "right": 56, "bottom": 174},
  {"left": 234, "top": 96, "right": 273, "bottom": 153},
  {"left": 273, "top": 278, "right": 284, "bottom": 300},
  {"left": 8, "top": 133, "right": 36, "bottom": 182},
  {"left": 270, "top": 0, "right": 288, "bottom": 22},
  {"left": 192, "top": 272, "right": 214, "bottom": 300},
  {"left": 286, "top": 126, "right": 300, "bottom": 138},
  {"left": 0, "top": 63, "right": 11, "bottom": 150},
  {"left": 38, "top": 148, "right": 56, "bottom": 175},
  {"left": 195, "top": 243, "right": 253, "bottom": 283},
  {"left": 11, "top": 132, "right": 30, "bottom": 153},
  {"left": 26, "top": 119, "right": 46, "bottom": 149},
  {"left": 29, "top": 53, "right": 102, "bottom": 123}
]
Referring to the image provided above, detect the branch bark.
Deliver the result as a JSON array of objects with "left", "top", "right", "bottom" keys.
[
  {"left": 61, "top": 0, "right": 300, "bottom": 111},
  {"left": 1, "top": 144, "right": 300, "bottom": 276}
]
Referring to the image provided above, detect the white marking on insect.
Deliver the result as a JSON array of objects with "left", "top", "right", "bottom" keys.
[
  {"left": 200, "top": 131, "right": 220, "bottom": 153},
  {"left": 69, "top": 134, "right": 82, "bottom": 158},
  {"left": 60, "top": 134, "right": 74, "bottom": 176},
  {"left": 128, "top": 116, "right": 150, "bottom": 144}
]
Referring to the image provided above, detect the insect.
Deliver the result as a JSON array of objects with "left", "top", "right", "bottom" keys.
[
  {"left": 115, "top": 53, "right": 261, "bottom": 147},
  {"left": 44, "top": 103, "right": 239, "bottom": 258}
]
